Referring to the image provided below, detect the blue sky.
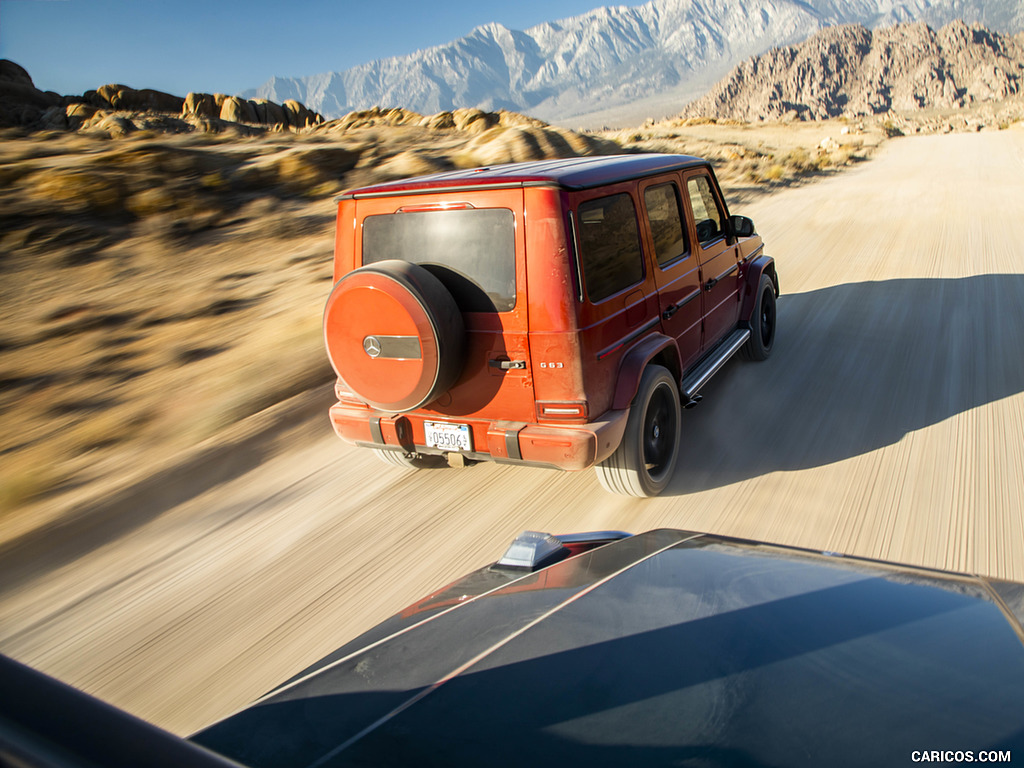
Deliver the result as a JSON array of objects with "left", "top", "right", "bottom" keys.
[{"left": 1, "top": 0, "right": 605, "bottom": 97}]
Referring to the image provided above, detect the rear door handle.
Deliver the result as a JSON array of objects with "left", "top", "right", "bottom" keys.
[
  {"left": 489, "top": 359, "right": 526, "bottom": 370},
  {"left": 662, "top": 304, "right": 679, "bottom": 320}
]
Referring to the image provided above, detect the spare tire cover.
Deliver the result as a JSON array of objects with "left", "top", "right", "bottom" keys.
[{"left": 324, "top": 260, "right": 465, "bottom": 412}]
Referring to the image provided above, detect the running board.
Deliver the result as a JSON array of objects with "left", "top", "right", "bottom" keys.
[{"left": 680, "top": 328, "right": 750, "bottom": 400}]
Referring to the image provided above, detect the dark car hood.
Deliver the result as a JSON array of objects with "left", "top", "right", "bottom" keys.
[{"left": 194, "top": 529, "right": 1024, "bottom": 767}]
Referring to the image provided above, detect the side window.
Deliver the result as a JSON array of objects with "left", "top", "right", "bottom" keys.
[
  {"left": 577, "top": 193, "right": 644, "bottom": 303},
  {"left": 687, "top": 175, "right": 725, "bottom": 247},
  {"left": 643, "top": 183, "right": 689, "bottom": 267}
]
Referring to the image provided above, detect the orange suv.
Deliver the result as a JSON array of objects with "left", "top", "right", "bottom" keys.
[{"left": 323, "top": 154, "right": 778, "bottom": 496}]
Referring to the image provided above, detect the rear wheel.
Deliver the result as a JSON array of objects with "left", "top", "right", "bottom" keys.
[
  {"left": 741, "top": 273, "right": 776, "bottom": 361},
  {"left": 372, "top": 448, "right": 447, "bottom": 470},
  {"left": 595, "top": 365, "right": 681, "bottom": 497}
]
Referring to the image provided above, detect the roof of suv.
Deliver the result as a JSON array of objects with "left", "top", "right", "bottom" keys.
[{"left": 337, "top": 153, "right": 708, "bottom": 199}]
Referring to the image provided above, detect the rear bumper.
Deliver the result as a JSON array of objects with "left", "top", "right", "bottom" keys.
[{"left": 329, "top": 402, "right": 628, "bottom": 471}]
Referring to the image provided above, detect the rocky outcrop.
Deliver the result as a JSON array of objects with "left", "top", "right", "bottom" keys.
[
  {"left": 178, "top": 91, "right": 322, "bottom": 129},
  {"left": 682, "top": 20, "right": 1024, "bottom": 121},
  {"left": 0, "top": 60, "right": 61, "bottom": 128},
  {"left": 317, "top": 106, "right": 548, "bottom": 134},
  {"left": 0, "top": 60, "right": 324, "bottom": 135},
  {"left": 90, "top": 84, "right": 185, "bottom": 113},
  {"left": 183, "top": 92, "right": 218, "bottom": 119},
  {"left": 219, "top": 95, "right": 259, "bottom": 124},
  {"left": 318, "top": 106, "right": 425, "bottom": 132}
]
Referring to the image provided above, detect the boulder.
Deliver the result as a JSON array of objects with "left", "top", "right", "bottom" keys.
[
  {"left": 283, "top": 99, "right": 322, "bottom": 129},
  {"left": 419, "top": 111, "right": 456, "bottom": 130},
  {"left": 40, "top": 105, "right": 68, "bottom": 130},
  {"left": 452, "top": 108, "right": 499, "bottom": 133},
  {"left": 0, "top": 59, "right": 61, "bottom": 127},
  {"left": 183, "top": 92, "right": 218, "bottom": 119},
  {"left": 325, "top": 106, "right": 422, "bottom": 131},
  {"left": 220, "top": 95, "right": 258, "bottom": 124},
  {"left": 251, "top": 98, "right": 286, "bottom": 126},
  {"left": 93, "top": 83, "right": 184, "bottom": 113},
  {"left": 65, "top": 102, "right": 99, "bottom": 129},
  {"left": 0, "top": 59, "right": 33, "bottom": 87}
]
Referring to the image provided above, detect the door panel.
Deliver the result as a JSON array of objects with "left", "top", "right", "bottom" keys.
[
  {"left": 639, "top": 178, "right": 702, "bottom": 372},
  {"left": 685, "top": 172, "right": 741, "bottom": 349}
]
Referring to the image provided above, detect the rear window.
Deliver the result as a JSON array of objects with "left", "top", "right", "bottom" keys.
[{"left": 362, "top": 208, "right": 515, "bottom": 312}]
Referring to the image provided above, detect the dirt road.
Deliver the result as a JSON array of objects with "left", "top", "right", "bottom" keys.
[{"left": 2, "top": 128, "right": 1023, "bottom": 737}]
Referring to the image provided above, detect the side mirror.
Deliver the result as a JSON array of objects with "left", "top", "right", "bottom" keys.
[{"left": 730, "top": 215, "right": 755, "bottom": 238}]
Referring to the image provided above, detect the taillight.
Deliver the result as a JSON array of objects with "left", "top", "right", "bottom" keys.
[
  {"left": 537, "top": 401, "right": 588, "bottom": 420},
  {"left": 334, "top": 379, "right": 365, "bottom": 406}
]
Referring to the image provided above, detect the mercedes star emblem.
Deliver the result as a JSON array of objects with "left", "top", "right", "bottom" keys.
[{"left": 363, "top": 336, "right": 382, "bottom": 358}]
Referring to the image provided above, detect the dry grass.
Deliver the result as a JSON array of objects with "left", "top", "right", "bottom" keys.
[{"left": 602, "top": 117, "right": 889, "bottom": 202}]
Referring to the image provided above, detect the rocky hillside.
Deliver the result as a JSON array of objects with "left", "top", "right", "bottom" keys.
[
  {"left": 0, "top": 59, "right": 325, "bottom": 135},
  {"left": 245, "top": 0, "right": 1024, "bottom": 127},
  {"left": 681, "top": 20, "right": 1024, "bottom": 121}
]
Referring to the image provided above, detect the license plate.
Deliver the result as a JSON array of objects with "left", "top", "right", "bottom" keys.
[{"left": 424, "top": 421, "right": 472, "bottom": 452}]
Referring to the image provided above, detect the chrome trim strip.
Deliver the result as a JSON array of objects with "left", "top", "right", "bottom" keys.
[{"left": 596, "top": 317, "right": 661, "bottom": 361}]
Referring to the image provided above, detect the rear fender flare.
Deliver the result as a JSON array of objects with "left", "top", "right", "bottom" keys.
[
  {"left": 611, "top": 333, "right": 680, "bottom": 410},
  {"left": 740, "top": 256, "right": 779, "bottom": 325}
]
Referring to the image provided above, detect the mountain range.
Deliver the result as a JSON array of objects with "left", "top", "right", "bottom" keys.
[{"left": 243, "top": 0, "right": 1024, "bottom": 127}]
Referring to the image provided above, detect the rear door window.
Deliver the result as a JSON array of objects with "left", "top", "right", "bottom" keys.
[
  {"left": 362, "top": 208, "right": 515, "bottom": 312},
  {"left": 643, "top": 182, "right": 689, "bottom": 267},
  {"left": 577, "top": 193, "right": 644, "bottom": 303}
]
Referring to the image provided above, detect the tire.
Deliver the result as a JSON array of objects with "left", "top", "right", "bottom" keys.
[
  {"left": 323, "top": 260, "right": 465, "bottom": 412},
  {"left": 741, "top": 273, "right": 776, "bottom": 361},
  {"left": 595, "top": 365, "right": 681, "bottom": 497},
  {"left": 372, "top": 448, "right": 447, "bottom": 470}
]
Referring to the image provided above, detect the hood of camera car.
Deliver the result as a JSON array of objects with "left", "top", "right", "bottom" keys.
[{"left": 193, "top": 529, "right": 1024, "bottom": 768}]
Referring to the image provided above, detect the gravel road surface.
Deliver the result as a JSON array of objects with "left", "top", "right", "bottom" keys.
[{"left": 2, "top": 128, "right": 1023, "bottom": 737}]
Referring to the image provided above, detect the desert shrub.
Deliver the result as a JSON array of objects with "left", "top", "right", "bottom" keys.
[
  {"left": 28, "top": 169, "right": 127, "bottom": 215},
  {"left": 781, "top": 148, "right": 812, "bottom": 173},
  {"left": 126, "top": 186, "right": 177, "bottom": 216},
  {"left": 881, "top": 120, "right": 904, "bottom": 138}
]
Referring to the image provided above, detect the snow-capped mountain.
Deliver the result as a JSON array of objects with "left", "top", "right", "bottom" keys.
[{"left": 243, "top": 0, "right": 1024, "bottom": 127}]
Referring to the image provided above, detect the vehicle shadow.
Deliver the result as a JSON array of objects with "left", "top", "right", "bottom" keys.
[{"left": 665, "top": 274, "right": 1024, "bottom": 495}]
